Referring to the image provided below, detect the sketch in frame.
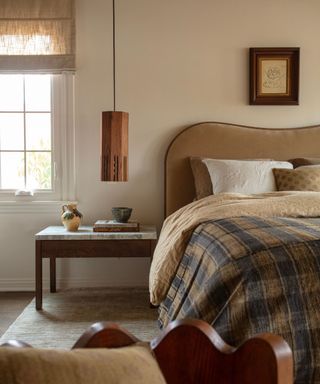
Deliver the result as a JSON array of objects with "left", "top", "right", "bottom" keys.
[{"left": 249, "top": 47, "right": 299, "bottom": 105}]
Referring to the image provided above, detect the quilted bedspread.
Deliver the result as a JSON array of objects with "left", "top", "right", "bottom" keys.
[
  {"left": 150, "top": 192, "right": 320, "bottom": 305},
  {"left": 158, "top": 216, "right": 320, "bottom": 383}
]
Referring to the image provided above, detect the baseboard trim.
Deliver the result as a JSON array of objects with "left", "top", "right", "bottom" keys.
[{"left": 0, "top": 278, "right": 148, "bottom": 292}]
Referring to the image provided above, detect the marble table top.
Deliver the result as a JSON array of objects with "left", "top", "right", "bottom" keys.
[{"left": 35, "top": 225, "right": 157, "bottom": 240}]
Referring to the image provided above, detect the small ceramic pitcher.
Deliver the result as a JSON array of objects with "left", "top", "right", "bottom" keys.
[{"left": 61, "top": 203, "right": 83, "bottom": 231}]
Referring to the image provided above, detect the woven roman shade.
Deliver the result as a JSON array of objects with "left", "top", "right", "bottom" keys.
[{"left": 0, "top": 0, "right": 75, "bottom": 72}]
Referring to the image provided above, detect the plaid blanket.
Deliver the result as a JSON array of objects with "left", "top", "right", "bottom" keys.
[{"left": 158, "top": 216, "right": 320, "bottom": 383}]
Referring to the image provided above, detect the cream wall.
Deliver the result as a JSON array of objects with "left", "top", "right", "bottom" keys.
[{"left": 1, "top": 0, "right": 320, "bottom": 290}]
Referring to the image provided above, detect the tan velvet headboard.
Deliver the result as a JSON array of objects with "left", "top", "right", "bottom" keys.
[{"left": 165, "top": 122, "right": 320, "bottom": 217}]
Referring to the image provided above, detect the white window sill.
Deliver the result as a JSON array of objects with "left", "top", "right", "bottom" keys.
[{"left": 0, "top": 201, "right": 74, "bottom": 214}]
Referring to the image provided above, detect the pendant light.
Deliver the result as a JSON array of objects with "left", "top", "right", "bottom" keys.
[{"left": 101, "top": 0, "right": 128, "bottom": 181}]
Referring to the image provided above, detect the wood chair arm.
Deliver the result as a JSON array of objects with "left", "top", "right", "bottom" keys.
[
  {"left": 72, "top": 321, "right": 139, "bottom": 349},
  {"left": 151, "top": 319, "right": 293, "bottom": 384},
  {"left": 234, "top": 332, "right": 293, "bottom": 384}
]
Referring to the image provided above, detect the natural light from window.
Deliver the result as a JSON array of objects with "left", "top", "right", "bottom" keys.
[
  {"left": 0, "top": 35, "right": 53, "bottom": 55},
  {"left": 0, "top": 74, "right": 52, "bottom": 191}
]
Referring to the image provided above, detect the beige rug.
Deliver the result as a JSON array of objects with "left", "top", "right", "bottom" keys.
[{"left": 0, "top": 288, "right": 160, "bottom": 349}]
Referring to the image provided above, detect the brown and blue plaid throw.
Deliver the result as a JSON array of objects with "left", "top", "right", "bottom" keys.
[{"left": 159, "top": 216, "right": 320, "bottom": 383}]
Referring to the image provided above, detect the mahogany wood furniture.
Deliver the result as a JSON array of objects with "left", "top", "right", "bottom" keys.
[
  {"left": 165, "top": 122, "right": 320, "bottom": 216},
  {"left": 1, "top": 319, "right": 293, "bottom": 384},
  {"left": 35, "top": 225, "right": 157, "bottom": 310}
]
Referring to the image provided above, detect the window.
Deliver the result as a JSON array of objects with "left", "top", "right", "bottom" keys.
[
  {"left": 0, "top": 74, "right": 52, "bottom": 191},
  {"left": 0, "top": 73, "right": 75, "bottom": 202},
  {"left": 0, "top": 0, "right": 75, "bottom": 209}
]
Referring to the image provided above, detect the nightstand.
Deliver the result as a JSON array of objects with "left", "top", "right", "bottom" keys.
[{"left": 35, "top": 225, "right": 157, "bottom": 310}]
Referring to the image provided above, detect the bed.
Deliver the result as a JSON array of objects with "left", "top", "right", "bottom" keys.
[{"left": 149, "top": 122, "right": 320, "bottom": 384}]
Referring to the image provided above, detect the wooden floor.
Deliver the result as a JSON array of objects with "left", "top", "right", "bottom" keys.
[{"left": 0, "top": 292, "right": 34, "bottom": 337}]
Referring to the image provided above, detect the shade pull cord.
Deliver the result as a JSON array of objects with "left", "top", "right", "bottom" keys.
[{"left": 112, "top": 0, "right": 116, "bottom": 112}]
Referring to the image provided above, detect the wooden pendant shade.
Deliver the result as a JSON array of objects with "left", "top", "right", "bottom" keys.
[
  {"left": 101, "top": 111, "right": 128, "bottom": 181},
  {"left": 100, "top": 1, "right": 129, "bottom": 182}
]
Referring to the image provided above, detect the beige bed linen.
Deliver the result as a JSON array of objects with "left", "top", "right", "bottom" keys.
[{"left": 150, "top": 191, "right": 320, "bottom": 305}]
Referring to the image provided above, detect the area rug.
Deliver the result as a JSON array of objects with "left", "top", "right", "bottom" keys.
[{"left": 0, "top": 288, "right": 160, "bottom": 349}]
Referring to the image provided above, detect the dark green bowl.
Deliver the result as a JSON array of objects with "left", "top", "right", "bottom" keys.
[{"left": 111, "top": 207, "right": 132, "bottom": 223}]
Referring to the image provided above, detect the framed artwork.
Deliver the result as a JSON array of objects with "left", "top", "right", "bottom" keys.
[{"left": 249, "top": 47, "right": 300, "bottom": 105}]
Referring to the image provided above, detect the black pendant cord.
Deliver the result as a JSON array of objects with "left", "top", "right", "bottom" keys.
[{"left": 112, "top": 0, "right": 116, "bottom": 112}]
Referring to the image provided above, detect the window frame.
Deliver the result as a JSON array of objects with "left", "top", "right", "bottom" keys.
[{"left": 0, "top": 72, "right": 75, "bottom": 205}]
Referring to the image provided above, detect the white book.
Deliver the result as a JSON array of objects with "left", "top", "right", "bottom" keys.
[{"left": 94, "top": 220, "right": 139, "bottom": 228}]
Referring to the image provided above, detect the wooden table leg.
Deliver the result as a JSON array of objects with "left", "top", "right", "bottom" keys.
[
  {"left": 35, "top": 240, "right": 43, "bottom": 310},
  {"left": 50, "top": 256, "right": 56, "bottom": 293}
]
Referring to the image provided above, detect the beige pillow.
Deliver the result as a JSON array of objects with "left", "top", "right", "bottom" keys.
[
  {"left": 273, "top": 167, "right": 320, "bottom": 191},
  {"left": 189, "top": 157, "right": 213, "bottom": 199},
  {"left": 0, "top": 344, "right": 166, "bottom": 384},
  {"left": 189, "top": 157, "right": 274, "bottom": 199},
  {"left": 202, "top": 159, "right": 292, "bottom": 194},
  {"left": 288, "top": 158, "right": 320, "bottom": 168}
]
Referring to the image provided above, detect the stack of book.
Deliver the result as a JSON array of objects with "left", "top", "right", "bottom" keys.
[{"left": 93, "top": 220, "right": 140, "bottom": 232}]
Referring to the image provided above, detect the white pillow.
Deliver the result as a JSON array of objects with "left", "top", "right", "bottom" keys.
[{"left": 202, "top": 159, "right": 293, "bottom": 194}]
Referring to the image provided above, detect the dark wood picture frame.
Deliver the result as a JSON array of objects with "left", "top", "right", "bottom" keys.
[{"left": 249, "top": 47, "right": 300, "bottom": 105}]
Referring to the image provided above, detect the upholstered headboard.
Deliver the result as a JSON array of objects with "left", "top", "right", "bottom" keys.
[{"left": 165, "top": 122, "right": 320, "bottom": 217}]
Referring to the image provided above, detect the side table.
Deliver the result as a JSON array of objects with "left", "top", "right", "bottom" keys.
[{"left": 35, "top": 225, "right": 157, "bottom": 310}]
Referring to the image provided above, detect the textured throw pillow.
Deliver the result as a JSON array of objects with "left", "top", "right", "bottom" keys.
[
  {"left": 273, "top": 167, "right": 320, "bottom": 191},
  {"left": 190, "top": 157, "right": 274, "bottom": 199},
  {"left": 202, "top": 159, "right": 293, "bottom": 194},
  {"left": 288, "top": 158, "right": 320, "bottom": 168},
  {"left": 0, "top": 344, "right": 166, "bottom": 384},
  {"left": 189, "top": 157, "right": 213, "bottom": 199}
]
